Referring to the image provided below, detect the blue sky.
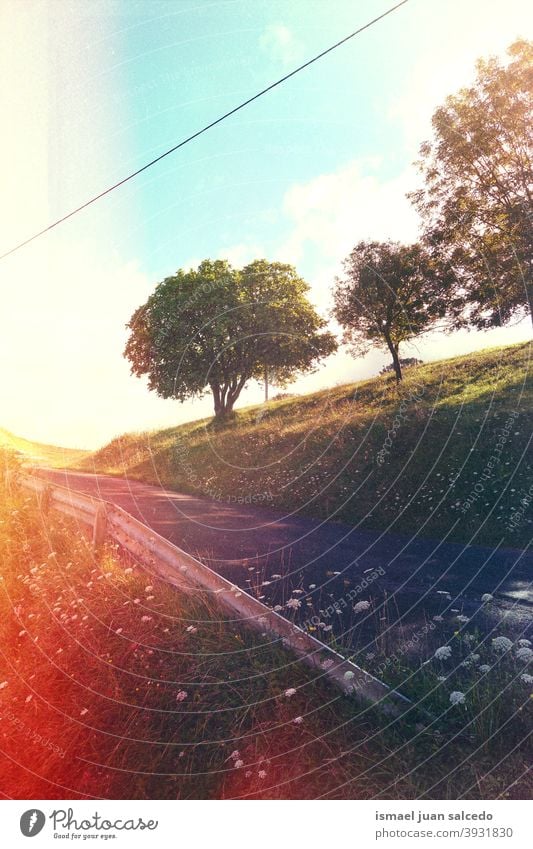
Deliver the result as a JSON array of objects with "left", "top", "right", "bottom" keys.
[{"left": 0, "top": 0, "right": 530, "bottom": 447}]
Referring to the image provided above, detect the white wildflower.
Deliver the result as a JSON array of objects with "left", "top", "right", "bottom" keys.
[
  {"left": 343, "top": 670, "right": 355, "bottom": 680},
  {"left": 141, "top": 615, "right": 152, "bottom": 622},
  {"left": 518, "top": 639, "right": 531, "bottom": 647},
  {"left": 145, "top": 586, "right": 153, "bottom": 593},
  {"left": 80, "top": 708, "right": 88, "bottom": 716},
  {"left": 186, "top": 625, "right": 197, "bottom": 634},
  {"left": 284, "top": 688, "right": 297, "bottom": 698},
  {"left": 234, "top": 759, "right": 244, "bottom": 769},
  {"left": 516, "top": 647, "right": 533, "bottom": 663},
  {"left": 437, "top": 676, "right": 447, "bottom": 682},
  {"left": 492, "top": 636, "right": 513, "bottom": 653},
  {"left": 455, "top": 615, "right": 469, "bottom": 623},
  {"left": 286, "top": 598, "right": 301, "bottom": 610},
  {"left": 258, "top": 770, "right": 267, "bottom": 779},
  {"left": 434, "top": 646, "right": 452, "bottom": 660},
  {"left": 0, "top": 681, "right": 8, "bottom": 690},
  {"left": 520, "top": 673, "right": 533, "bottom": 684},
  {"left": 462, "top": 654, "right": 480, "bottom": 667},
  {"left": 293, "top": 716, "right": 303, "bottom": 724},
  {"left": 449, "top": 691, "right": 466, "bottom": 705},
  {"left": 433, "top": 615, "right": 444, "bottom": 622},
  {"left": 478, "top": 664, "right": 491, "bottom": 674},
  {"left": 176, "top": 690, "right": 188, "bottom": 702},
  {"left": 353, "top": 600, "right": 371, "bottom": 614},
  {"left": 481, "top": 593, "right": 493, "bottom": 603}
]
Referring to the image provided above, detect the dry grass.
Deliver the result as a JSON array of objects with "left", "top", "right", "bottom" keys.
[{"left": 0, "top": 428, "right": 89, "bottom": 469}]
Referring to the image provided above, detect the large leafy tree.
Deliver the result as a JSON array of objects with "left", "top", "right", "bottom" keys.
[
  {"left": 125, "top": 259, "right": 337, "bottom": 417},
  {"left": 410, "top": 39, "right": 533, "bottom": 328},
  {"left": 332, "top": 240, "right": 454, "bottom": 382}
]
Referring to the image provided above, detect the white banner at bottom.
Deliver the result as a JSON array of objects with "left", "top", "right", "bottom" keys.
[{"left": 2, "top": 799, "right": 531, "bottom": 848}]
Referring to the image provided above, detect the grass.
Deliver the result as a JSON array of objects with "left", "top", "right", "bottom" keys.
[
  {"left": 0, "top": 451, "right": 531, "bottom": 800},
  {"left": 0, "top": 427, "right": 89, "bottom": 469},
  {"left": 76, "top": 341, "right": 532, "bottom": 549}
]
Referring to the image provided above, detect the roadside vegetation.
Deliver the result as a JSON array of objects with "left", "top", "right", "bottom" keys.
[
  {"left": 0, "top": 448, "right": 533, "bottom": 799},
  {"left": 1, "top": 449, "right": 531, "bottom": 800},
  {"left": 78, "top": 342, "right": 532, "bottom": 549}
]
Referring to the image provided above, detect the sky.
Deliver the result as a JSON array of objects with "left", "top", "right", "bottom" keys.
[{"left": 0, "top": 0, "right": 531, "bottom": 449}]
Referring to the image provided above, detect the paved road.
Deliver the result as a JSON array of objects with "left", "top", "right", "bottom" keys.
[{"left": 37, "top": 468, "right": 532, "bottom": 661}]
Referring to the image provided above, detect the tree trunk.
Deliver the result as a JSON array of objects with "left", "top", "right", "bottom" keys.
[
  {"left": 384, "top": 334, "right": 402, "bottom": 382},
  {"left": 211, "top": 376, "right": 247, "bottom": 417},
  {"left": 264, "top": 364, "right": 269, "bottom": 402},
  {"left": 211, "top": 383, "right": 222, "bottom": 417}
]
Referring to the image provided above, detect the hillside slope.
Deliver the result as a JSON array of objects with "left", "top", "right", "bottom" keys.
[
  {"left": 77, "top": 342, "right": 532, "bottom": 548},
  {"left": 0, "top": 427, "right": 89, "bottom": 467}
]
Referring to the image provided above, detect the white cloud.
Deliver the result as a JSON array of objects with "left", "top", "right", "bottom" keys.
[
  {"left": 259, "top": 24, "right": 302, "bottom": 67},
  {"left": 278, "top": 158, "right": 420, "bottom": 270}
]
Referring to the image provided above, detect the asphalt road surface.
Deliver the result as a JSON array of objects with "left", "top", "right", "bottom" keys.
[{"left": 36, "top": 468, "right": 532, "bottom": 663}]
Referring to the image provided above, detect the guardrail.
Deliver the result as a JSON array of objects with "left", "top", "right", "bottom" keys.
[{"left": 17, "top": 471, "right": 412, "bottom": 716}]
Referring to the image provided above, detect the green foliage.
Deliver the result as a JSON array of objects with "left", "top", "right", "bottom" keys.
[
  {"left": 411, "top": 39, "right": 533, "bottom": 328},
  {"left": 124, "top": 259, "right": 337, "bottom": 417},
  {"left": 332, "top": 240, "right": 454, "bottom": 380}
]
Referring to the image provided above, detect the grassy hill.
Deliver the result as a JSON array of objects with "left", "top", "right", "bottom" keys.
[
  {"left": 77, "top": 342, "right": 532, "bottom": 549},
  {"left": 0, "top": 427, "right": 89, "bottom": 468}
]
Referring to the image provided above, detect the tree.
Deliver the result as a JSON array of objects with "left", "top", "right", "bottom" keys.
[
  {"left": 410, "top": 39, "right": 533, "bottom": 328},
  {"left": 332, "top": 240, "right": 453, "bottom": 382},
  {"left": 124, "top": 259, "right": 337, "bottom": 417}
]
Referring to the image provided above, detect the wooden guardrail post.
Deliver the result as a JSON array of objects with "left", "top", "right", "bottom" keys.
[
  {"left": 38, "top": 484, "right": 52, "bottom": 515},
  {"left": 92, "top": 503, "right": 107, "bottom": 551}
]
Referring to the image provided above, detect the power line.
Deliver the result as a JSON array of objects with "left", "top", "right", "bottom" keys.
[{"left": 1, "top": 0, "right": 409, "bottom": 262}]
